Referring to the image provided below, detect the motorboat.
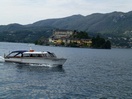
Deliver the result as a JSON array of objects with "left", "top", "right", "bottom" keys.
[{"left": 3, "top": 50, "right": 67, "bottom": 67}]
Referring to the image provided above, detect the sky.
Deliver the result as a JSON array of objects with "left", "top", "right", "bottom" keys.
[{"left": 0, "top": 0, "right": 132, "bottom": 25}]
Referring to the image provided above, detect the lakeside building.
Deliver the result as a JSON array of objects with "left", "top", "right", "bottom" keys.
[
  {"left": 52, "top": 29, "right": 74, "bottom": 39},
  {"left": 49, "top": 29, "right": 92, "bottom": 47}
]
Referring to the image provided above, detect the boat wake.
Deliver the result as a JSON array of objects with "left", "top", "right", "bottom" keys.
[
  {"left": 0, "top": 56, "right": 5, "bottom": 63},
  {"left": 28, "top": 63, "right": 52, "bottom": 67}
]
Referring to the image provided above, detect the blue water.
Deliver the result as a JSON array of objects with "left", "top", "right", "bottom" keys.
[{"left": 0, "top": 42, "right": 132, "bottom": 99}]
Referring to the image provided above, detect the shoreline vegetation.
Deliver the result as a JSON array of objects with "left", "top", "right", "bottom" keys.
[{"left": 35, "top": 30, "right": 111, "bottom": 49}]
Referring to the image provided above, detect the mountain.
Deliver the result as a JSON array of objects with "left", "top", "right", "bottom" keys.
[
  {"left": 0, "top": 11, "right": 132, "bottom": 45},
  {"left": 31, "top": 14, "right": 84, "bottom": 28},
  {"left": 31, "top": 11, "right": 132, "bottom": 37},
  {"left": 0, "top": 24, "right": 54, "bottom": 43}
]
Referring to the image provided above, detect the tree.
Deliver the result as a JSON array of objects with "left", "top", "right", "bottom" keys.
[
  {"left": 72, "top": 31, "right": 90, "bottom": 39},
  {"left": 34, "top": 36, "right": 49, "bottom": 45},
  {"left": 91, "top": 35, "right": 111, "bottom": 49},
  {"left": 104, "top": 40, "right": 111, "bottom": 49}
]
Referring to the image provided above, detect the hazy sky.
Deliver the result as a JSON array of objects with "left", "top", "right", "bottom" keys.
[{"left": 0, "top": 0, "right": 132, "bottom": 25}]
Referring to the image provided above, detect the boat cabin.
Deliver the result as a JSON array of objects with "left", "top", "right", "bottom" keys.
[{"left": 5, "top": 50, "right": 57, "bottom": 58}]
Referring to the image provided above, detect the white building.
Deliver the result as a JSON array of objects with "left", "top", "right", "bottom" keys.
[{"left": 52, "top": 30, "right": 74, "bottom": 39}]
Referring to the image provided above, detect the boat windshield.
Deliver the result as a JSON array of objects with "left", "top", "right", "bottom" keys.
[{"left": 46, "top": 52, "right": 56, "bottom": 58}]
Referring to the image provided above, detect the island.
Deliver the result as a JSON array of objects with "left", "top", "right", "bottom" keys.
[{"left": 35, "top": 29, "right": 111, "bottom": 49}]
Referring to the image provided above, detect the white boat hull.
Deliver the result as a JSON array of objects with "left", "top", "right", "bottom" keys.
[{"left": 5, "top": 57, "right": 66, "bottom": 67}]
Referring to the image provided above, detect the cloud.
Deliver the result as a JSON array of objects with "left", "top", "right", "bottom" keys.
[{"left": 0, "top": 0, "right": 132, "bottom": 25}]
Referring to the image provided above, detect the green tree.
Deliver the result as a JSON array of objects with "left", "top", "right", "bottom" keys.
[
  {"left": 92, "top": 35, "right": 111, "bottom": 49},
  {"left": 72, "top": 31, "right": 90, "bottom": 39},
  {"left": 104, "top": 40, "right": 111, "bottom": 49}
]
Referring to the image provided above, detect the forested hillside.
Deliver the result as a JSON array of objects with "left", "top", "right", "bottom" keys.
[{"left": 0, "top": 11, "right": 132, "bottom": 47}]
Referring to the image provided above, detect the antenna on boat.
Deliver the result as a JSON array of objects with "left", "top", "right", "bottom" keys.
[
  {"left": 29, "top": 46, "right": 32, "bottom": 50},
  {"left": 29, "top": 45, "right": 34, "bottom": 52}
]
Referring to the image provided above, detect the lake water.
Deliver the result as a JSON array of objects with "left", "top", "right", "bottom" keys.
[{"left": 0, "top": 42, "right": 132, "bottom": 99}]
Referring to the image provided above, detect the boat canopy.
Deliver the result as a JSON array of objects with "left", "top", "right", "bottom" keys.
[
  {"left": 11, "top": 50, "right": 28, "bottom": 53},
  {"left": 5, "top": 50, "right": 28, "bottom": 58},
  {"left": 23, "top": 52, "right": 46, "bottom": 54}
]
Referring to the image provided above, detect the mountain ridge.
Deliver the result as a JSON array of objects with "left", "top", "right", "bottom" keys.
[
  {"left": 0, "top": 11, "right": 132, "bottom": 45},
  {"left": 30, "top": 11, "right": 132, "bottom": 35}
]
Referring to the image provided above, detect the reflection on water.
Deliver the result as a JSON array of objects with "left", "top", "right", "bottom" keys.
[{"left": 16, "top": 64, "right": 65, "bottom": 73}]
